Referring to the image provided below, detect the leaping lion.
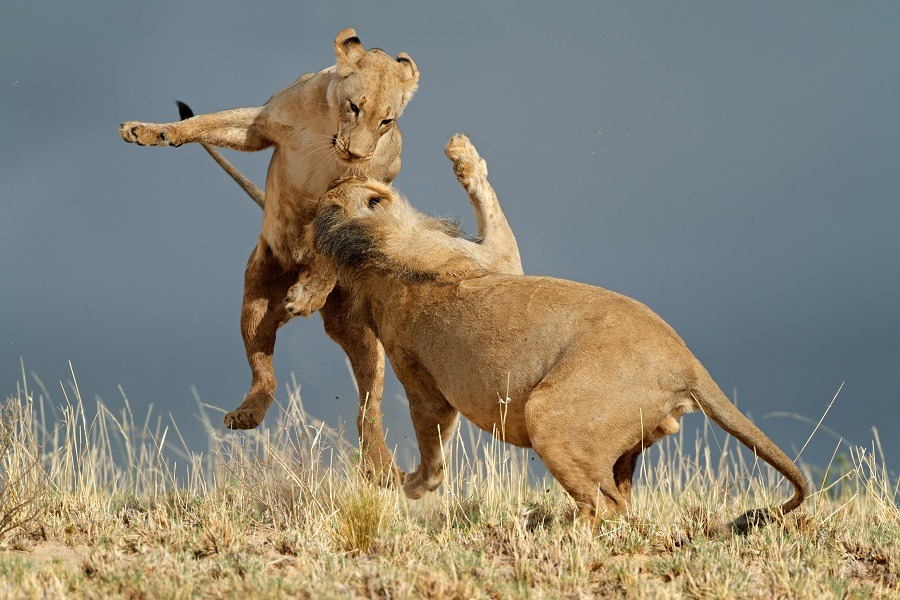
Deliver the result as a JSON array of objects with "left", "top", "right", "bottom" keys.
[
  {"left": 119, "top": 29, "right": 473, "bottom": 485},
  {"left": 119, "top": 31, "right": 522, "bottom": 483},
  {"left": 312, "top": 174, "right": 807, "bottom": 533}
]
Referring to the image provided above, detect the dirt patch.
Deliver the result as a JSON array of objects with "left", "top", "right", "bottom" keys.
[{"left": 5, "top": 541, "right": 90, "bottom": 570}]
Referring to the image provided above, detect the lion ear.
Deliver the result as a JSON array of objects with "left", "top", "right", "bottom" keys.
[
  {"left": 335, "top": 28, "right": 366, "bottom": 76},
  {"left": 396, "top": 52, "right": 419, "bottom": 104}
]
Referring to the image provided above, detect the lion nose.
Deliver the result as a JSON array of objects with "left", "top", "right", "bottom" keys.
[
  {"left": 336, "top": 142, "right": 367, "bottom": 161},
  {"left": 346, "top": 138, "right": 374, "bottom": 161}
]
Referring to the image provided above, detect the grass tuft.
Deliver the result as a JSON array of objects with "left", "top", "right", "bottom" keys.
[{"left": 328, "top": 478, "right": 392, "bottom": 555}]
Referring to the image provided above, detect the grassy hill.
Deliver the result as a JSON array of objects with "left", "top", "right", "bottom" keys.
[{"left": 1, "top": 377, "right": 897, "bottom": 598}]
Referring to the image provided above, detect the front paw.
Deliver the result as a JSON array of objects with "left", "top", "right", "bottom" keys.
[
  {"left": 445, "top": 134, "right": 487, "bottom": 182},
  {"left": 402, "top": 469, "right": 428, "bottom": 500},
  {"left": 284, "top": 284, "right": 324, "bottom": 317},
  {"left": 119, "top": 121, "right": 182, "bottom": 147},
  {"left": 284, "top": 271, "right": 335, "bottom": 317},
  {"left": 402, "top": 465, "right": 444, "bottom": 499}
]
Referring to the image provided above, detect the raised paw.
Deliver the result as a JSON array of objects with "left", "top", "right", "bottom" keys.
[
  {"left": 284, "top": 279, "right": 327, "bottom": 318},
  {"left": 283, "top": 266, "right": 337, "bottom": 317},
  {"left": 119, "top": 121, "right": 182, "bottom": 147},
  {"left": 445, "top": 134, "right": 487, "bottom": 182}
]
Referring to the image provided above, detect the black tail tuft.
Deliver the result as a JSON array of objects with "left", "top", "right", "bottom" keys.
[
  {"left": 731, "top": 508, "right": 775, "bottom": 535},
  {"left": 176, "top": 100, "right": 194, "bottom": 121}
]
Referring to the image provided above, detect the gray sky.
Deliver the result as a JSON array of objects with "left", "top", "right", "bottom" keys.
[{"left": 2, "top": 2, "right": 899, "bottom": 473}]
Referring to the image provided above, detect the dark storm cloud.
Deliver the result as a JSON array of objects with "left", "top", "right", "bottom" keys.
[{"left": 2, "top": 1, "right": 898, "bottom": 471}]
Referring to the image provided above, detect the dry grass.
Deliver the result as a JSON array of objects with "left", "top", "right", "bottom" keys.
[
  {"left": 0, "top": 393, "right": 46, "bottom": 544},
  {"left": 0, "top": 370, "right": 897, "bottom": 599}
]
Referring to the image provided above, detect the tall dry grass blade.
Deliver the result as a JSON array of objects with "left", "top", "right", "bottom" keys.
[{"left": 793, "top": 381, "right": 844, "bottom": 462}]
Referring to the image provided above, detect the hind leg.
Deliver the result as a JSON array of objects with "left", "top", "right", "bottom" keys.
[
  {"left": 525, "top": 393, "right": 629, "bottom": 521},
  {"left": 529, "top": 433, "right": 629, "bottom": 522},
  {"left": 613, "top": 445, "right": 643, "bottom": 502},
  {"left": 224, "top": 242, "right": 295, "bottom": 430},
  {"left": 524, "top": 367, "right": 675, "bottom": 523},
  {"left": 614, "top": 416, "right": 681, "bottom": 500},
  {"left": 119, "top": 106, "right": 271, "bottom": 150}
]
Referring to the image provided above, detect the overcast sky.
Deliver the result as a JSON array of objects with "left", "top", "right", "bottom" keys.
[{"left": 2, "top": 2, "right": 898, "bottom": 473}]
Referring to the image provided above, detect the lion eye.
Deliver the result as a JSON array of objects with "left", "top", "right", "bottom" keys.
[
  {"left": 368, "top": 195, "right": 384, "bottom": 209},
  {"left": 349, "top": 101, "right": 360, "bottom": 115},
  {"left": 381, "top": 118, "right": 394, "bottom": 126}
]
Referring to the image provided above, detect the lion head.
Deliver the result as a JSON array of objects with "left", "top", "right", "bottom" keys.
[
  {"left": 314, "top": 178, "right": 479, "bottom": 282},
  {"left": 328, "top": 29, "right": 419, "bottom": 162}
]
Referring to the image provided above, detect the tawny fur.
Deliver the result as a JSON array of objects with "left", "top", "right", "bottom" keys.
[
  {"left": 119, "top": 29, "right": 428, "bottom": 483},
  {"left": 119, "top": 40, "right": 520, "bottom": 484},
  {"left": 313, "top": 179, "right": 807, "bottom": 532}
]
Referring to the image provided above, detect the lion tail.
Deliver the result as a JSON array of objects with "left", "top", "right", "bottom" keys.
[
  {"left": 691, "top": 368, "right": 807, "bottom": 534},
  {"left": 175, "top": 101, "right": 266, "bottom": 210}
]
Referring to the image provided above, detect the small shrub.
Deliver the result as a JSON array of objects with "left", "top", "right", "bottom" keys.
[{"left": 329, "top": 479, "right": 391, "bottom": 555}]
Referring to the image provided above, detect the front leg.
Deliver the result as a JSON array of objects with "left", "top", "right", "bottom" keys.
[
  {"left": 400, "top": 383, "right": 459, "bottom": 500},
  {"left": 119, "top": 106, "right": 271, "bottom": 151},
  {"left": 445, "top": 134, "right": 523, "bottom": 275},
  {"left": 320, "top": 286, "right": 401, "bottom": 486}
]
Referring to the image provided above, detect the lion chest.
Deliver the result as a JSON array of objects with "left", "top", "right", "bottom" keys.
[
  {"left": 260, "top": 147, "right": 344, "bottom": 265},
  {"left": 261, "top": 138, "right": 397, "bottom": 266}
]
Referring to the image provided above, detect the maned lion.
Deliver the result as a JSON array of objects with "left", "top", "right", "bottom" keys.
[
  {"left": 312, "top": 178, "right": 808, "bottom": 533},
  {"left": 118, "top": 29, "right": 424, "bottom": 483}
]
